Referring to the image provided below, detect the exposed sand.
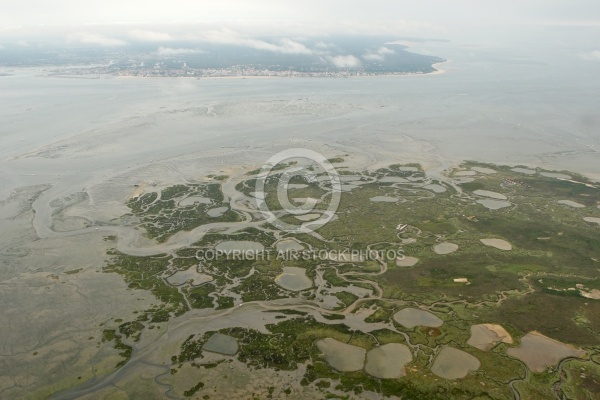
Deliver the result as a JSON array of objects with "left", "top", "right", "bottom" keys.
[
  {"left": 507, "top": 331, "right": 586, "bottom": 372},
  {"left": 473, "top": 190, "right": 507, "bottom": 200},
  {"left": 396, "top": 256, "right": 419, "bottom": 267},
  {"left": 480, "top": 238, "right": 512, "bottom": 251},
  {"left": 393, "top": 308, "right": 443, "bottom": 329},
  {"left": 127, "top": 184, "right": 146, "bottom": 201},
  {"left": 365, "top": 343, "right": 412, "bottom": 378},
  {"left": 431, "top": 347, "right": 480, "bottom": 380},
  {"left": 558, "top": 200, "right": 586, "bottom": 208},
  {"left": 433, "top": 242, "right": 458, "bottom": 255},
  {"left": 583, "top": 217, "right": 600, "bottom": 225},
  {"left": 316, "top": 338, "right": 365, "bottom": 372},
  {"left": 275, "top": 267, "right": 312, "bottom": 291},
  {"left": 468, "top": 324, "right": 513, "bottom": 351},
  {"left": 202, "top": 333, "right": 239, "bottom": 356},
  {"left": 579, "top": 288, "right": 600, "bottom": 300}
]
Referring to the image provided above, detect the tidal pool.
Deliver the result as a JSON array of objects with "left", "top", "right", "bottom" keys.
[
  {"left": 467, "top": 324, "right": 513, "bottom": 351},
  {"left": 369, "top": 196, "right": 398, "bottom": 203},
  {"left": 558, "top": 200, "right": 585, "bottom": 208},
  {"left": 471, "top": 167, "right": 497, "bottom": 174},
  {"left": 423, "top": 184, "right": 447, "bottom": 193},
  {"left": 275, "top": 267, "right": 312, "bottom": 291},
  {"left": 476, "top": 199, "right": 511, "bottom": 210},
  {"left": 480, "top": 238, "right": 512, "bottom": 251},
  {"left": 396, "top": 256, "right": 419, "bottom": 267},
  {"left": 275, "top": 239, "right": 304, "bottom": 252},
  {"left": 433, "top": 242, "right": 458, "bottom": 255},
  {"left": 294, "top": 213, "right": 321, "bottom": 221},
  {"left": 393, "top": 308, "right": 443, "bottom": 329},
  {"left": 202, "top": 333, "right": 239, "bottom": 356},
  {"left": 473, "top": 190, "right": 507, "bottom": 200},
  {"left": 512, "top": 167, "right": 536, "bottom": 175},
  {"left": 207, "top": 206, "right": 229, "bottom": 217},
  {"left": 507, "top": 332, "right": 586, "bottom": 372},
  {"left": 431, "top": 347, "right": 480, "bottom": 380},
  {"left": 316, "top": 338, "right": 365, "bottom": 372},
  {"left": 540, "top": 172, "right": 571, "bottom": 179},
  {"left": 166, "top": 266, "right": 213, "bottom": 286},
  {"left": 365, "top": 343, "right": 412, "bottom": 378}
]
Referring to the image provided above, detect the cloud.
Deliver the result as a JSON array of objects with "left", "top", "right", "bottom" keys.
[
  {"left": 327, "top": 55, "right": 361, "bottom": 68},
  {"left": 362, "top": 46, "right": 395, "bottom": 61},
  {"left": 129, "top": 29, "right": 174, "bottom": 42},
  {"left": 581, "top": 50, "right": 600, "bottom": 60},
  {"left": 192, "top": 29, "right": 314, "bottom": 55},
  {"left": 156, "top": 47, "right": 205, "bottom": 56},
  {"left": 70, "top": 33, "right": 126, "bottom": 46}
]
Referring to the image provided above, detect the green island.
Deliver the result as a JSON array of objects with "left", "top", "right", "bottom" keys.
[{"left": 99, "top": 160, "right": 600, "bottom": 399}]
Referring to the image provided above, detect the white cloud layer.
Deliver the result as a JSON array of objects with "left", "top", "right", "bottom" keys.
[
  {"left": 581, "top": 50, "right": 600, "bottom": 60},
  {"left": 362, "top": 46, "right": 395, "bottom": 61},
  {"left": 156, "top": 47, "right": 205, "bottom": 56},
  {"left": 129, "top": 29, "right": 174, "bottom": 42},
  {"left": 69, "top": 33, "right": 126, "bottom": 46},
  {"left": 327, "top": 55, "right": 361, "bottom": 68}
]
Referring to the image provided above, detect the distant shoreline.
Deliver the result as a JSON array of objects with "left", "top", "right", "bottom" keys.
[{"left": 36, "top": 59, "right": 449, "bottom": 80}]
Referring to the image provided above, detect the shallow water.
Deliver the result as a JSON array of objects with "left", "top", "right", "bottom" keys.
[
  {"left": 473, "top": 189, "right": 507, "bottom": 200},
  {"left": 431, "top": 347, "right": 480, "bottom": 380},
  {"left": 275, "top": 267, "right": 312, "bottom": 291},
  {"left": 507, "top": 332, "right": 585, "bottom": 372},
  {"left": 365, "top": 343, "right": 412, "bottom": 378},
  {"left": 202, "top": 333, "right": 239, "bottom": 356},
  {"left": 369, "top": 196, "right": 398, "bottom": 202},
  {"left": 557, "top": 200, "right": 585, "bottom": 208},
  {"left": 467, "top": 324, "right": 512, "bottom": 351},
  {"left": 215, "top": 241, "right": 265, "bottom": 252},
  {"left": 166, "top": 266, "right": 213, "bottom": 286},
  {"left": 316, "top": 338, "right": 365, "bottom": 372},
  {"left": 433, "top": 242, "right": 458, "bottom": 255},
  {"left": 480, "top": 238, "right": 512, "bottom": 251},
  {"left": 393, "top": 308, "right": 443, "bottom": 328},
  {"left": 476, "top": 199, "right": 511, "bottom": 210}
]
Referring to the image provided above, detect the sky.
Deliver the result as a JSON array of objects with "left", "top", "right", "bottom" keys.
[{"left": 0, "top": 0, "right": 599, "bottom": 54}]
